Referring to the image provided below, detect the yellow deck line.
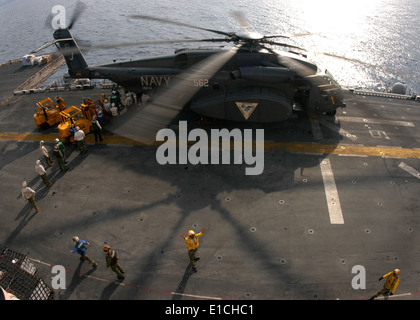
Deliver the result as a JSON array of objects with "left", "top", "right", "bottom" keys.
[
  {"left": 265, "top": 141, "right": 420, "bottom": 158},
  {"left": 1, "top": 132, "right": 420, "bottom": 159},
  {"left": 0, "top": 132, "right": 140, "bottom": 145}
]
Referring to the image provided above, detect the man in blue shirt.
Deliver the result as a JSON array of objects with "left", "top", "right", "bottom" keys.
[{"left": 70, "top": 236, "right": 98, "bottom": 267}]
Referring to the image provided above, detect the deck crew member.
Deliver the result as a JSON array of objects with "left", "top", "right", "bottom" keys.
[
  {"left": 90, "top": 115, "right": 103, "bottom": 142},
  {"left": 21, "top": 181, "right": 39, "bottom": 212},
  {"left": 369, "top": 269, "right": 400, "bottom": 299},
  {"left": 55, "top": 96, "right": 66, "bottom": 111},
  {"left": 35, "top": 160, "right": 52, "bottom": 187},
  {"left": 180, "top": 228, "right": 205, "bottom": 272},
  {"left": 74, "top": 126, "right": 87, "bottom": 153},
  {"left": 55, "top": 138, "right": 67, "bottom": 163},
  {"left": 69, "top": 124, "right": 76, "bottom": 139},
  {"left": 52, "top": 145, "right": 68, "bottom": 171},
  {"left": 39, "top": 140, "right": 54, "bottom": 167},
  {"left": 70, "top": 236, "right": 98, "bottom": 267},
  {"left": 104, "top": 245, "right": 125, "bottom": 280}
]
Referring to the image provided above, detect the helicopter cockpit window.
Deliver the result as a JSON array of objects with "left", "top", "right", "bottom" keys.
[
  {"left": 175, "top": 53, "right": 188, "bottom": 68},
  {"left": 324, "top": 76, "right": 339, "bottom": 87}
]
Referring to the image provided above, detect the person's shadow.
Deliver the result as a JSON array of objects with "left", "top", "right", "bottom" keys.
[
  {"left": 59, "top": 260, "right": 97, "bottom": 299},
  {"left": 99, "top": 280, "right": 123, "bottom": 300},
  {"left": 171, "top": 264, "right": 195, "bottom": 300},
  {"left": 5, "top": 206, "right": 38, "bottom": 245}
]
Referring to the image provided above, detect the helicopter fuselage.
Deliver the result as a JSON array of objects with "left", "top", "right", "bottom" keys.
[{"left": 54, "top": 28, "right": 345, "bottom": 123}]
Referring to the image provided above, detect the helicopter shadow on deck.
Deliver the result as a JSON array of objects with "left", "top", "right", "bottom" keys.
[
  {"left": 104, "top": 100, "right": 345, "bottom": 198},
  {"left": 0, "top": 101, "right": 344, "bottom": 298},
  {"left": 171, "top": 103, "right": 344, "bottom": 185},
  {"left": 144, "top": 105, "right": 345, "bottom": 215},
  {"left": 96, "top": 105, "right": 345, "bottom": 298}
]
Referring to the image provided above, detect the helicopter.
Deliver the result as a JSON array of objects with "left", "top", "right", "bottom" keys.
[{"left": 44, "top": 6, "right": 346, "bottom": 143}]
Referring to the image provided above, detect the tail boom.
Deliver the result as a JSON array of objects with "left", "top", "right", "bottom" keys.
[{"left": 53, "top": 28, "right": 90, "bottom": 78}]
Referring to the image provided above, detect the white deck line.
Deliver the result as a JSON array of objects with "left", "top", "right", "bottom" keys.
[
  {"left": 336, "top": 116, "right": 415, "bottom": 127},
  {"left": 399, "top": 161, "right": 420, "bottom": 179},
  {"left": 320, "top": 158, "right": 344, "bottom": 224}
]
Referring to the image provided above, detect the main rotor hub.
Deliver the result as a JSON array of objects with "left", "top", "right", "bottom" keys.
[{"left": 235, "top": 31, "right": 264, "bottom": 41}]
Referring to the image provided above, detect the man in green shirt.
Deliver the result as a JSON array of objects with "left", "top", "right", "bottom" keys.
[
  {"left": 104, "top": 245, "right": 125, "bottom": 280},
  {"left": 55, "top": 138, "right": 67, "bottom": 162}
]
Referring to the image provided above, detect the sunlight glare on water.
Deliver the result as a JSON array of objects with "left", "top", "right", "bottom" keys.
[
  {"left": 266, "top": 0, "right": 419, "bottom": 92},
  {"left": 0, "top": 0, "right": 418, "bottom": 93},
  {"left": 294, "top": 0, "right": 384, "bottom": 34}
]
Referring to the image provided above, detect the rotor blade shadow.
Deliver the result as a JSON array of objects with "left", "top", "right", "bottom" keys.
[{"left": 109, "top": 46, "right": 239, "bottom": 144}]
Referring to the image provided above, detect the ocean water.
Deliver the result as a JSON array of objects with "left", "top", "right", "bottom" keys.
[{"left": 0, "top": 0, "right": 419, "bottom": 93}]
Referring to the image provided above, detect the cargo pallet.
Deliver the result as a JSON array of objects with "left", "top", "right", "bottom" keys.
[{"left": 0, "top": 245, "right": 53, "bottom": 300}]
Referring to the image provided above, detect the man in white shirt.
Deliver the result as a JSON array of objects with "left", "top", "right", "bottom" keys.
[
  {"left": 74, "top": 126, "right": 87, "bottom": 153},
  {"left": 35, "top": 160, "right": 52, "bottom": 187},
  {"left": 39, "top": 140, "right": 54, "bottom": 167},
  {"left": 21, "top": 181, "right": 39, "bottom": 212}
]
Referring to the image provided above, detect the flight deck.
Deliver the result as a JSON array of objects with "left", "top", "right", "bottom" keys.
[{"left": 0, "top": 60, "right": 420, "bottom": 300}]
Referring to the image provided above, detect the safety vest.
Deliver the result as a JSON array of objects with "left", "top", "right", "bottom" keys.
[
  {"left": 91, "top": 119, "right": 100, "bottom": 130},
  {"left": 74, "top": 240, "right": 87, "bottom": 255},
  {"left": 184, "top": 233, "right": 203, "bottom": 251},
  {"left": 383, "top": 272, "right": 400, "bottom": 293},
  {"left": 106, "top": 249, "right": 118, "bottom": 266}
]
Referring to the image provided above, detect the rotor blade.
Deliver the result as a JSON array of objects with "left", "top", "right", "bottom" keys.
[
  {"left": 263, "top": 35, "right": 290, "bottom": 40},
  {"left": 264, "top": 32, "right": 320, "bottom": 39},
  {"left": 67, "top": 0, "right": 87, "bottom": 29},
  {"left": 231, "top": 11, "right": 249, "bottom": 30},
  {"left": 277, "top": 54, "right": 342, "bottom": 94},
  {"left": 290, "top": 32, "right": 321, "bottom": 38},
  {"left": 311, "top": 50, "right": 375, "bottom": 67},
  {"left": 129, "top": 14, "right": 232, "bottom": 37},
  {"left": 30, "top": 39, "right": 71, "bottom": 53},
  {"left": 110, "top": 45, "right": 240, "bottom": 145},
  {"left": 276, "top": 54, "right": 318, "bottom": 78},
  {"left": 262, "top": 40, "right": 307, "bottom": 51},
  {"left": 44, "top": 12, "right": 55, "bottom": 30},
  {"left": 83, "top": 38, "right": 228, "bottom": 51}
]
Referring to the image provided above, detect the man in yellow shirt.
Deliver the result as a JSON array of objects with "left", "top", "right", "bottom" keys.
[
  {"left": 180, "top": 228, "right": 205, "bottom": 272},
  {"left": 369, "top": 269, "right": 400, "bottom": 299}
]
